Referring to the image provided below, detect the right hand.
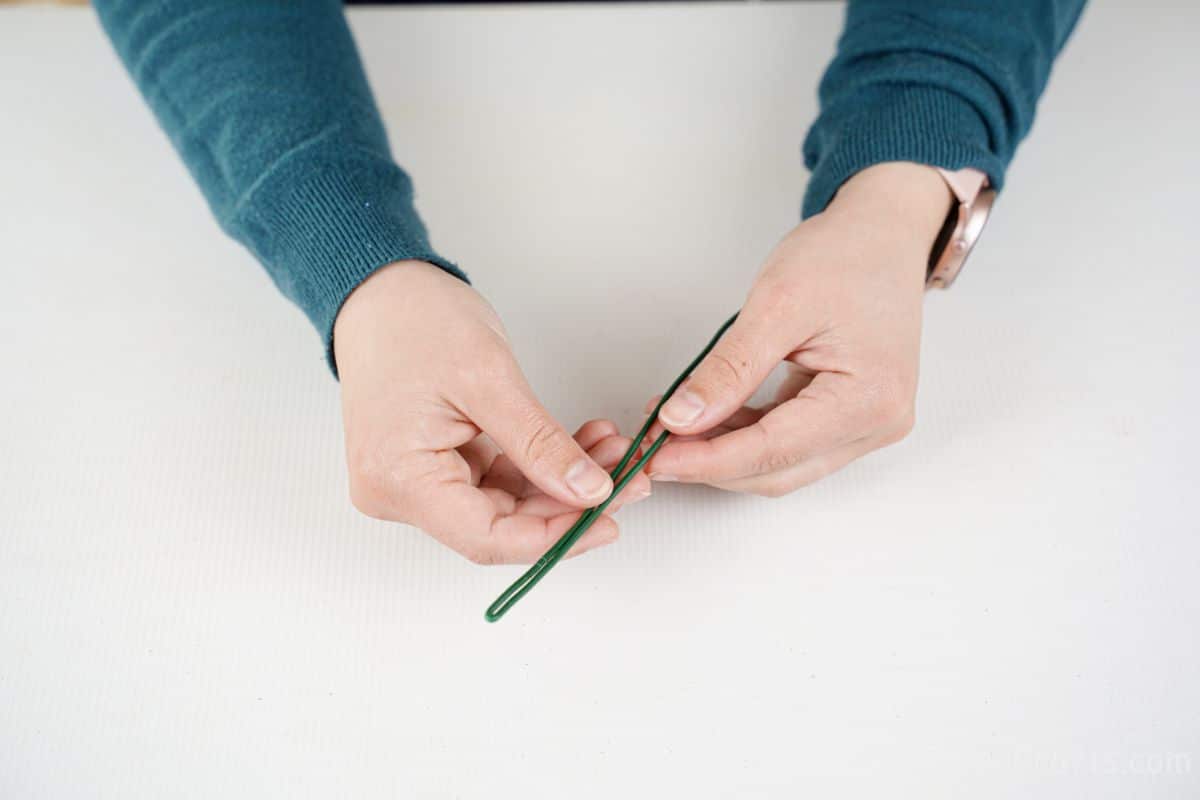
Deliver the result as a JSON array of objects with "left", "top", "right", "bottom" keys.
[{"left": 333, "top": 261, "right": 651, "bottom": 565}]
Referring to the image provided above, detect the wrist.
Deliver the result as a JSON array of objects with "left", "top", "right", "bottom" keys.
[
  {"left": 823, "top": 162, "right": 953, "bottom": 255},
  {"left": 332, "top": 260, "right": 449, "bottom": 369}
]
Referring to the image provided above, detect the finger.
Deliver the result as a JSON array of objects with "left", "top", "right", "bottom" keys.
[
  {"left": 480, "top": 422, "right": 630, "bottom": 500},
  {"left": 516, "top": 493, "right": 627, "bottom": 524},
  {"left": 512, "top": 435, "right": 652, "bottom": 518},
  {"left": 480, "top": 508, "right": 620, "bottom": 564},
  {"left": 656, "top": 313, "right": 793, "bottom": 436},
  {"left": 561, "top": 514, "right": 619, "bottom": 559},
  {"left": 479, "top": 487, "right": 518, "bottom": 515},
  {"left": 641, "top": 402, "right": 769, "bottom": 449},
  {"left": 653, "top": 364, "right": 810, "bottom": 445},
  {"left": 350, "top": 443, "right": 618, "bottom": 566},
  {"left": 710, "top": 436, "right": 877, "bottom": 497},
  {"left": 459, "top": 435, "right": 500, "bottom": 486},
  {"left": 404, "top": 477, "right": 620, "bottom": 565},
  {"left": 480, "top": 453, "right": 526, "bottom": 497},
  {"left": 644, "top": 365, "right": 807, "bottom": 422},
  {"left": 460, "top": 358, "right": 613, "bottom": 508},
  {"left": 643, "top": 360, "right": 811, "bottom": 438},
  {"left": 664, "top": 404, "right": 768, "bottom": 437},
  {"left": 574, "top": 419, "right": 619, "bottom": 451},
  {"left": 774, "top": 362, "right": 818, "bottom": 403},
  {"left": 647, "top": 372, "right": 871, "bottom": 483},
  {"left": 587, "top": 435, "right": 652, "bottom": 502},
  {"left": 504, "top": 505, "right": 625, "bottom": 562}
]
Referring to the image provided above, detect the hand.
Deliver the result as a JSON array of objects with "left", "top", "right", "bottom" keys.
[
  {"left": 334, "top": 261, "right": 651, "bottom": 564},
  {"left": 645, "top": 162, "right": 953, "bottom": 496}
]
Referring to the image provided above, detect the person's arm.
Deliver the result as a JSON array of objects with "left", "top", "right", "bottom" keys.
[
  {"left": 94, "top": 0, "right": 461, "bottom": 371},
  {"left": 96, "top": 1, "right": 642, "bottom": 562},
  {"left": 802, "top": 0, "right": 1086, "bottom": 216},
  {"left": 645, "top": 0, "right": 1086, "bottom": 496}
]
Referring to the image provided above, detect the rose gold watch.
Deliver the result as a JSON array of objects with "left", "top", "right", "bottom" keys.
[{"left": 926, "top": 167, "right": 996, "bottom": 289}]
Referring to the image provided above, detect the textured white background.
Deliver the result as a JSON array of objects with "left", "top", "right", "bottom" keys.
[{"left": 2, "top": 2, "right": 1199, "bottom": 798}]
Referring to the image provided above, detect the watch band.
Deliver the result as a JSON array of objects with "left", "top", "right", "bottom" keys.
[{"left": 926, "top": 167, "right": 996, "bottom": 290}]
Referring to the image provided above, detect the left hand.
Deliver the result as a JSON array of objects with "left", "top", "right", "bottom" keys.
[{"left": 644, "top": 162, "right": 954, "bottom": 496}]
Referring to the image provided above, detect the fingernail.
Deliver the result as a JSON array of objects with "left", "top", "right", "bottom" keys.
[
  {"left": 565, "top": 458, "right": 612, "bottom": 502},
  {"left": 650, "top": 473, "right": 677, "bottom": 482},
  {"left": 659, "top": 388, "right": 705, "bottom": 427}
]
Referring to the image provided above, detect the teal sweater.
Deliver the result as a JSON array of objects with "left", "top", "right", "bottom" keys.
[{"left": 94, "top": 0, "right": 1085, "bottom": 372}]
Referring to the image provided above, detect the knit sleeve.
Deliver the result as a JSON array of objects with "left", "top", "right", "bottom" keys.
[
  {"left": 93, "top": 0, "right": 465, "bottom": 374},
  {"left": 802, "top": 0, "right": 1087, "bottom": 218}
]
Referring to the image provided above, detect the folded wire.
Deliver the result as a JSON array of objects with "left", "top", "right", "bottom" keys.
[{"left": 485, "top": 312, "right": 739, "bottom": 622}]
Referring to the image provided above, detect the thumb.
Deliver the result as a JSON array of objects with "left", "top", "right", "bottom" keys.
[
  {"left": 657, "top": 315, "right": 788, "bottom": 436},
  {"left": 462, "top": 359, "right": 613, "bottom": 509}
]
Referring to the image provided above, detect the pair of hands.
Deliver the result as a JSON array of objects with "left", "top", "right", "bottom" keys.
[{"left": 334, "top": 163, "right": 953, "bottom": 564}]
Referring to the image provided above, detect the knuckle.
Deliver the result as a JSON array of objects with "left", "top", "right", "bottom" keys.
[
  {"left": 749, "top": 421, "right": 803, "bottom": 474},
  {"left": 757, "top": 481, "right": 795, "bottom": 499},
  {"left": 347, "top": 457, "right": 393, "bottom": 519},
  {"left": 465, "top": 352, "right": 515, "bottom": 396},
  {"left": 870, "top": 401, "right": 902, "bottom": 428},
  {"left": 866, "top": 377, "right": 915, "bottom": 428},
  {"left": 883, "top": 410, "right": 917, "bottom": 445},
  {"left": 459, "top": 336, "right": 519, "bottom": 395},
  {"left": 346, "top": 446, "right": 418, "bottom": 523},
  {"left": 458, "top": 317, "right": 509, "bottom": 354},
  {"left": 704, "top": 346, "right": 755, "bottom": 394},
  {"left": 752, "top": 447, "right": 803, "bottom": 476},
  {"left": 756, "top": 468, "right": 821, "bottom": 498},
  {"left": 518, "top": 417, "right": 571, "bottom": 470},
  {"left": 348, "top": 482, "right": 385, "bottom": 519},
  {"left": 755, "top": 275, "right": 801, "bottom": 315},
  {"left": 462, "top": 546, "right": 500, "bottom": 566},
  {"left": 754, "top": 465, "right": 817, "bottom": 497}
]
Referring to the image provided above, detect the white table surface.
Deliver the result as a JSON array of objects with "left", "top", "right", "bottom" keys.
[{"left": 2, "top": 3, "right": 1198, "bottom": 798}]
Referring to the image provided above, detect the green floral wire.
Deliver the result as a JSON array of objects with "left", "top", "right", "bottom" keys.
[{"left": 485, "top": 312, "right": 739, "bottom": 622}]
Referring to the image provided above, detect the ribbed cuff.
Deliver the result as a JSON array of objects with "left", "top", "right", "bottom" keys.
[
  {"left": 237, "top": 157, "right": 466, "bottom": 377},
  {"left": 801, "top": 84, "right": 1006, "bottom": 219}
]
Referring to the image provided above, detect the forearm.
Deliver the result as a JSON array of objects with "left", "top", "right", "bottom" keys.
[
  {"left": 803, "top": 0, "right": 1087, "bottom": 217},
  {"left": 93, "top": 0, "right": 463, "bottom": 372}
]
